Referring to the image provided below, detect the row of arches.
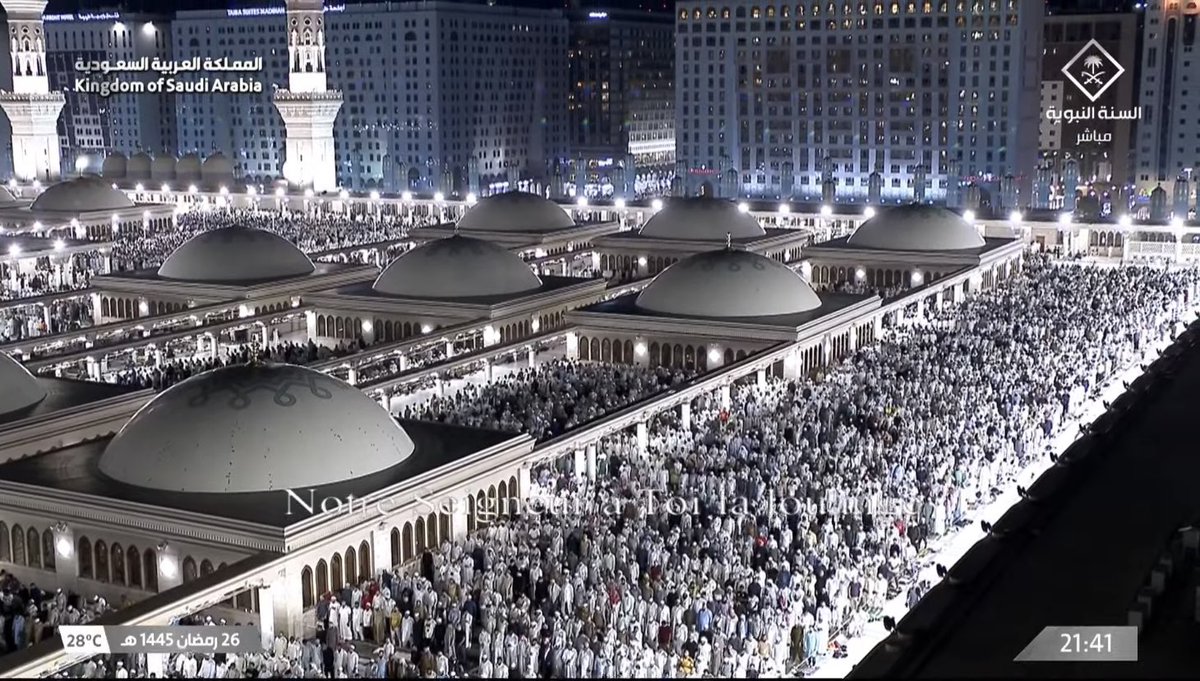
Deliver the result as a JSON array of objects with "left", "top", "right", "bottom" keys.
[
  {"left": 317, "top": 314, "right": 365, "bottom": 341},
  {"left": 76, "top": 536, "right": 158, "bottom": 591},
  {"left": 810, "top": 264, "right": 950, "bottom": 288},
  {"left": 499, "top": 319, "right": 533, "bottom": 345},
  {"left": 300, "top": 542, "right": 373, "bottom": 609},
  {"left": 535, "top": 310, "right": 565, "bottom": 334},
  {"left": 767, "top": 247, "right": 804, "bottom": 263},
  {"left": 252, "top": 302, "right": 289, "bottom": 317},
  {"left": 99, "top": 295, "right": 149, "bottom": 320},
  {"left": 0, "top": 523, "right": 54, "bottom": 572},
  {"left": 576, "top": 335, "right": 731, "bottom": 371},
  {"left": 370, "top": 318, "right": 425, "bottom": 344}
]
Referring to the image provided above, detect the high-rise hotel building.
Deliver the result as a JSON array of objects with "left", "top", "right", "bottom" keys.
[
  {"left": 674, "top": 0, "right": 1043, "bottom": 207},
  {"left": 1135, "top": 0, "right": 1200, "bottom": 195},
  {"left": 169, "top": 1, "right": 569, "bottom": 192}
]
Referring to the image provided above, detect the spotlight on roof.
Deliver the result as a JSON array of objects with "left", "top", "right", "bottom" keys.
[
  {"left": 304, "top": 188, "right": 314, "bottom": 198},
  {"left": 53, "top": 238, "right": 64, "bottom": 252},
  {"left": 1119, "top": 214, "right": 1132, "bottom": 227},
  {"left": 74, "top": 156, "right": 90, "bottom": 173},
  {"left": 161, "top": 183, "right": 170, "bottom": 193},
  {"left": 615, "top": 198, "right": 626, "bottom": 209},
  {"left": 339, "top": 189, "right": 349, "bottom": 200},
  {"left": 402, "top": 191, "right": 413, "bottom": 202},
  {"left": 963, "top": 210, "right": 976, "bottom": 223},
  {"left": 778, "top": 203, "right": 790, "bottom": 215},
  {"left": 820, "top": 205, "right": 833, "bottom": 217},
  {"left": 369, "top": 190, "right": 380, "bottom": 202},
  {"left": 576, "top": 196, "right": 589, "bottom": 208},
  {"left": 219, "top": 186, "right": 229, "bottom": 195},
  {"left": 737, "top": 202, "right": 750, "bottom": 214},
  {"left": 1172, "top": 217, "right": 1185, "bottom": 229},
  {"left": 708, "top": 347, "right": 721, "bottom": 363},
  {"left": 246, "top": 185, "right": 257, "bottom": 197},
  {"left": 188, "top": 184, "right": 198, "bottom": 194},
  {"left": 434, "top": 192, "right": 445, "bottom": 203},
  {"left": 134, "top": 182, "right": 144, "bottom": 193},
  {"left": 651, "top": 198, "right": 663, "bottom": 211},
  {"left": 466, "top": 192, "right": 477, "bottom": 204},
  {"left": 1058, "top": 213, "right": 1072, "bottom": 225},
  {"left": 142, "top": 22, "right": 155, "bottom": 36},
  {"left": 7, "top": 244, "right": 20, "bottom": 257},
  {"left": 275, "top": 186, "right": 285, "bottom": 198},
  {"left": 864, "top": 207, "right": 876, "bottom": 219},
  {"left": 1009, "top": 210, "right": 1023, "bottom": 223}
]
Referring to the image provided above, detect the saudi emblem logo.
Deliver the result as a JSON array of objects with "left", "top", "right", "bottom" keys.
[{"left": 1062, "top": 39, "right": 1124, "bottom": 102}]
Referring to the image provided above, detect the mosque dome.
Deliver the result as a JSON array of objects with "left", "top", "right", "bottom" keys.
[
  {"left": 455, "top": 191, "right": 575, "bottom": 233},
  {"left": 0, "top": 353, "right": 46, "bottom": 416},
  {"left": 98, "top": 363, "right": 416, "bottom": 494},
  {"left": 846, "top": 204, "right": 986, "bottom": 251},
  {"left": 150, "top": 153, "right": 177, "bottom": 180},
  {"left": 176, "top": 153, "right": 202, "bottom": 181},
  {"left": 127, "top": 152, "right": 152, "bottom": 179},
  {"left": 101, "top": 152, "right": 128, "bottom": 179},
  {"left": 30, "top": 177, "right": 135, "bottom": 213},
  {"left": 636, "top": 249, "right": 822, "bottom": 318},
  {"left": 157, "top": 227, "right": 315, "bottom": 282},
  {"left": 373, "top": 235, "right": 542, "bottom": 298},
  {"left": 639, "top": 197, "right": 767, "bottom": 240},
  {"left": 201, "top": 152, "right": 236, "bottom": 183}
]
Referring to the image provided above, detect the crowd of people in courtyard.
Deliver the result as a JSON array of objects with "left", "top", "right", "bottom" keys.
[{"left": 29, "top": 253, "right": 1200, "bottom": 678}]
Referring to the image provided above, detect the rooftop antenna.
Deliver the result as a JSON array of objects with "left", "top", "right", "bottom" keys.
[{"left": 726, "top": 231, "right": 732, "bottom": 249}]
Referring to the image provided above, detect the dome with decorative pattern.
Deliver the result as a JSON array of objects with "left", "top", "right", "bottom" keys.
[
  {"left": 158, "top": 227, "right": 315, "bottom": 282},
  {"left": 98, "top": 363, "right": 415, "bottom": 493},
  {"left": 636, "top": 249, "right": 821, "bottom": 318},
  {"left": 455, "top": 191, "right": 575, "bottom": 232},
  {"left": 639, "top": 197, "right": 767, "bottom": 240},
  {"left": 0, "top": 353, "right": 46, "bottom": 416},
  {"left": 373, "top": 235, "right": 542, "bottom": 298},
  {"left": 846, "top": 204, "right": 985, "bottom": 251},
  {"left": 30, "top": 177, "right": 135, "bottom": 213}
]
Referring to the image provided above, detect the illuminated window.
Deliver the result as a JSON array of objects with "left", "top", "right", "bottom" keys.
[
  {"left": 722, "top": 7, "right": 732, "bottom": 18},
  {"left": 752, "top": 6, "right": 762, "bottom": 17},
  {"left": 767, "top": 5, "right": 777, "bottom": 17},
  {"left": 708, "top": 7, "right": 717, "bottom": 18}
]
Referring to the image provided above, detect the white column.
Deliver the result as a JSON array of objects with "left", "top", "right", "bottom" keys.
[
  {"left": 636, "top": 421, "right": 648, "bottom": 456},
  {"left": 90, "top": 292, "right": 102, "bottom": 325},
  {"left": 517, "top": 466, "right": 531, "bottom": 500},
  {"left": 86, "top": 356, "right": 99, "bottom": 380},
  {"left": 848, "top": 326, "right": 859, "bottom": 352},
  {"left": 42, "top": 304, "right": 51, "bottom": 331},
  {"left": 680, "top": 402, "right": 691, "bottom": 430},
  {"left": 586, "top": 444, "right": 597, "bottom": 481},
  {"left": 573, "top": 449, "right": 586, "bottom": 480},
  {"left": 873, "top": 314, "right": 883, "bottom": 340},
  {"left": 482, "top": 360, "right": 493, "bottom": 382},
  {"left": 566, "top": 332, "right": 579, "bottom": 360},
  {"left": 398, "top": 354, "right": 409, "bottom": 371},
  {"left": 370, "top": 525, "right": 391, "bottom": 575},
  {"left": 347, "top": 367, "right": 358, "bottom": 385},
  {"left": 450, "top": 495, "right": 469, "bottom": 540},
  {"left": 528, "top": 347, "right": 537, "bottom": 368},
  {"left": 916, "top": 297, "right": 926, "bottom": 318},
  {"left": 52, "top": 525, "right": 77, "bottom": 582},
  {"left": 305, "top": 310, "right": 317, "bottom": 338},
  {"left": 822, "top": 336, "right": 832, "bottom": 365},
  {"left": 267, "top": 567, "right": 305, "bottom": 639},
  {"left": 436, "top": 375, "right": 445, "bottom": 397},
  {"left": 154, "top": 347, "right": 163, "bottom": 367},
  {"left": 756, "top": 368, "right": 767, "bottom": 386},
  {"left": 258, "top": 584, "right": 276, "bottom": 651},
  {"left": 378, "top": 393, "right": 389, "bottom": 411},
  {"left": 720, "top": 385, "right": 731, "bottom": 409},
  {"left": 445, "top": 340, "right": 454, "bottom": 358}
]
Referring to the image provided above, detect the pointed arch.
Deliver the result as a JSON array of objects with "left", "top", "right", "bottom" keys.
[
  {"left": 181, "top": 555, "right": 197, "bottom": 584},
  {"left": 301, "top": 566, "right": 315, "bottom": 609},
  {"left": 358, "top": 540, "right": 371, "bottom": 581},
  {"left": 316, "top": 559, "right": 329, "bottom": 596},
  {"left": 25, "top": 527, "right": 40, "bottom": 569},
  {"left": 344, "top": 547, "right": 357, "bottom": 588},
  {"left": 390, "top": 527, "right": 401, "bottom": 568},
  {"left": 127, "top": 546, "right": 142, "bottom": 588},
  {"left": 415, "top": 516, "right": 427, "bottom": 555},
  {"left": 331, "top": 553, "right": 343, "bottom": 590},
  {"left": 111, "top": 542, "right": 125, "bottom": 584},
  {"left": 0, "top": 522, "right": 8, "bottom": 562},
  {"left": 143, "top": 548, "right": 158, "bottom": 591},
  {"left": 11, "top": 524, "right": 25, "bottom": 566},
  {"left": 200, "top": 559, "right": 214, "bottom": 577},
  {"left": 77, "top": 536, "right": 92, "bottom": 579},
  {"left": 402, "top": 522, "right": 414, "bottom": 563},
  {"left": 42, "top": 530, "right": 55, "bottom": 571}
]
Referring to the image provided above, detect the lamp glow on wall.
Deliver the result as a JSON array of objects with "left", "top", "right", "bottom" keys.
[
  {"left": 1118, "top": 214, "right": 1132, "bottom": 227},
  {"left": 1058, "top": 213, "right": 1072, "bottom": 226},
  {"left": 361, "top": 319, "right": 373, "bottom": 334},
  {"left": 54, "top": 238, "right": 65, "bottom": 252},
  {"left": 369, "top": 190, "right": 380, "bottom": 202},
  {"left": 864, "top": 207, "right": 876, "bottom": 219},
  {"left": 615, "top": 198, "right": 626, "bottom": 209},
  {"left": 466, "top": 192, "right": 477, "bottom": 205},
  {"left": 634, "top": 341, "right": 647, "bottom": 357},
  {"left": 434, "top": 192, "right": 445, "bottom": 203},
  {"left": 420, "top": 324, "right": 433, "bottom": 334},
  {"left": 401, "top": 191, "right": 413, "bottom": 202},
  {"left": 963, "top": 210, "right": 976, "bottom": 223},
  {"left": 737, "top": 202, "right": 750, "bottom": 213},
  {"left": 159, "top": 554, "right": 178, "bottom": 580},
  {"left": 651, "top": 198, "right": 663, "bottom": 212},
  {"left": 74, "top": 156, "right": 89, "bottom": 174},
  {"left": 820, "top": 205, "right": 833, "bottom": 217},
  {"left": 708, "top": 347, "right": 721, "bottom": 363},
  {"left": 161, "top": 183, "right": 170, "bottom": 193}
]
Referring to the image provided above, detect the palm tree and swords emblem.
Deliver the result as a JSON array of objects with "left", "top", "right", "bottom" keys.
[{"left": 1062, "top": 39, "right": 1125, "bottom": 102}]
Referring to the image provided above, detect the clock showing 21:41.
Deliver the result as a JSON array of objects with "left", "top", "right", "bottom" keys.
[{"left": 1014, "top": 626, "right": 1138, "bottom": 662}]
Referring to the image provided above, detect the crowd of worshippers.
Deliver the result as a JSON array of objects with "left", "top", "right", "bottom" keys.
[
  {"left": 0, "top": 297, "right": 92, "bottom": 343},
  {"left": 0, "top": 570, "right": 112, "bottom": 658},
  {"left": 108, "top": 208, "right": 442, "bottom": 273},
  {"left": 0, "top": 259, "right": 93, "bottom": 302},
  {"left": 402, "top": 359, "right": 697, "bottom": 441},
  {"left": 111, "top": 339, "right": 363, "bottom": 391},
  {"left": 24, "top": 256, "right": 1200, "bottom": 680}
]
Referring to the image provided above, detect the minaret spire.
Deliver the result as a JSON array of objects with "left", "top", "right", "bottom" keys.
[
  {"left": 273, "top": 0, "right": 342, "bottom": 192},
  {"left": 0, "top": 0, "right": 65, "bottom": 182},
  {"left": 726, "top": 231, "right": 732, "bottom": 249}
]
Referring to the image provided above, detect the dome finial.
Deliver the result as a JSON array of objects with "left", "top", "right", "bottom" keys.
[{"left": 726, "top": 231, "right": 732, "bottom": 250}]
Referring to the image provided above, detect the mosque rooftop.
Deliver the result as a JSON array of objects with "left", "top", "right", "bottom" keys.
[
  {"left": 808, "top": 235, "right": 1016, "bottom": 256},
  {"left": 102, "top": 260, "right": 363, "bottom": 288},
  {"left": 581, "top": 288, "right": 870, "bottom": 329},
  {"left": 331, "top": 273, "right": 595, "bottom": 306},
  {"left": 0, "top": 418, "right": 513, "bottom": 528},
  {"left": 0, "top": 377, "right": 140, "bottom": 428},
  {"left": 852, "top": 343, "right": 1200, "bottom": 679}
]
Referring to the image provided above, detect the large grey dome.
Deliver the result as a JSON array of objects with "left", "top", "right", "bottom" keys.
[
  {"left": 98, "top": 363, "right": 416, "bottom": 494},
  {"left": 127, "top": 152, "right": 151, "bottom": 179},
  {"left": 455, "top": 191, "right": 576, "bottom": 233},
  {"left": 30, "top": 177, "right": 135, "bottom": 213},
  {"left": 636, "top": 249, "right": 822, "bottom": 318},
  {"left": 176, "top": 153, "right": 202, "bottom": 182},
  {"left": 373, "top": 235, "right": 542, "bottom": 298},
  {"left": 846, "top": 204, "right": 986, "bottom": 251},
  {"left": 0, "top": 353, "right": 46, "bottom": 416},
  {"left": 639, "top": 197, "right": 767, "bottom": 240},
  {"left": 102, "top": 152, "right": 128, "bottom": 179},
  {"left": 158, "top": 227, "right": 315, "bottom": 282},
  {"left": 201, "top": 152, "right": 235, "bottom": 183},
  {"left": 150, "top": 154, "right": 177, "bottom": 180}
]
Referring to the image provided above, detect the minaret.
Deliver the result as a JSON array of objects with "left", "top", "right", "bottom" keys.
[
  {"left": 273, "top": 0, "right": 342, "bottom": 192},
  {"left": 0, "top": 0, "right": 64, "bottom": 182}
]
